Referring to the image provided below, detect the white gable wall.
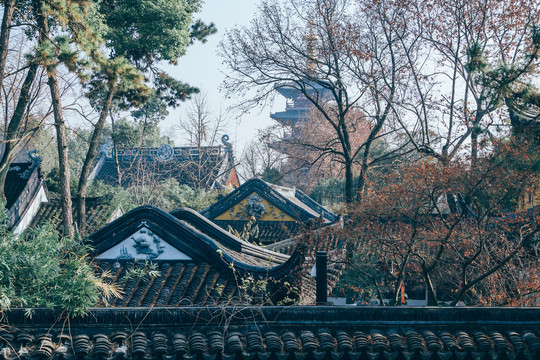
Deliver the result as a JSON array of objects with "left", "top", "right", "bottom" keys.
[{"left": 96, "top": 226, "right": 192, "bottom": 261}]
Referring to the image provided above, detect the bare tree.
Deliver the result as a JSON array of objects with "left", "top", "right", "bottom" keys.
[
  {"left": 0, "top": 11, "right": 48, "bottom": 199},
  {"left": 220, "top": 0, "right": 417, "bottom": 203},
  {"left": 239, "top": 126, "right": 286, "bottom": 181},
  {"left": 177, "top": 92, "right": 230, "bottom": 189},
  {"left": 396, "top": 0, "right": 540, "bottom": 163},
  {"left": 276, "top": 106, "right": 373, "bottom": 191}
]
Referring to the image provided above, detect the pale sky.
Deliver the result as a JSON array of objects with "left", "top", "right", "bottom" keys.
[{"left": 160, "top": 0, "right": 284, "bottom": 153}]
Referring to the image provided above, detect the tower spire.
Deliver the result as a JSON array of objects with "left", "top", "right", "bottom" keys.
[{"left": 305, "top": 20, "right": 317, "bottom": 75}]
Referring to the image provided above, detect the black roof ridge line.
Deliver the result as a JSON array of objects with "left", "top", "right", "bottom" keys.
[
  {"left": 198, "top": 178, "right": 314, "bottom": 222},
  {"left": 10, "top": 178, "right": 45, "bottom": 230},
  {"left": 172, "top": 208, "right": 290, "bottom": 262},
  {"left": 88, "top": 205, "right": 302, "bottom": 278},
  {"left": 4, "top": 306, "right": 540, "bottom": 326},
  {"left": 6, "top": 164, "right": 43, "bottom": 227},
  {"left": 293, "top": 188, "right": 338, "bottom": 223}
]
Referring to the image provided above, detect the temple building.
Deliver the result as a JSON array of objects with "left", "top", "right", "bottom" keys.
[
  {"left": 194, "top": 178, "right": 340, "bottom": 245},
  {"left": 269, "top": 23, "right": 331, "bottom": 152},
  {"left": 89, "top": 205, "right": 308, "bottom": 306},
  {"left": 4, "top": 151, "right": 48, "bottom": 233},
  {"left": 270, "top": 82, "right": 329, "bottom": 127},
  {"left": 4, "top": 151, "right": 122, "bottom": 235},
  {"left": 269, "top": 82, "right": 331, "bottom": 154},
  {"left": 89, "top": 135, "right": 238, "bottom": 190}
]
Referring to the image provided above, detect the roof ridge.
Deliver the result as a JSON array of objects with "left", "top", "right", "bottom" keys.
[{"left": 89, "top": 206, "right": 303, "bottom": 278}]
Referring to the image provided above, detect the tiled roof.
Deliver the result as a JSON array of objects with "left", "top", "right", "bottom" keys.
[
  {"left": 91, "top": 144, "right": 233, "bottom": 189},
  {"left": 197, "top": 179, "right": 339, "bottom": 244},
  {"left": 88, "top": 206, "right": 305, "bottom": 306},
  {"left": 299, "top": 248, "right": 347, "bottom": 304},
  {"left": 4, "top": 156, "right": 46, "bottom": 230},
  {"left": 30, "top": 195, "right": 121, "bottom": 235},
  {"left": 5, "top": 162, "right": 35, "bottom": 209},
  {"left": 266, "top": 220, "right": 344, "bottom": 254},
  {"left": 96, "top": 260, "right": 274, "bottom": 307},
  {"left": 90, "top": 206, "right": 293, "bottom": 268},
  {"left": 260, "top": 223, "right": 347, "bottom": 304},
  {"left": 212, "top": 219, "right": 306, "bottom": 245},
  {"left": 2, "top": 307, "right": 539, "bottom": 359}
]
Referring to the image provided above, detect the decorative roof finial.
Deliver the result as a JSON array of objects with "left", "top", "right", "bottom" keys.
[
  {"left": 21, "top": 150, "right": 41, "bottom": 179},
  {"left": 100, "top": 137, "right": 113, "bottom": 157},
  {"left": 222, "top": 134, "right": 234, "bottom": 163}
]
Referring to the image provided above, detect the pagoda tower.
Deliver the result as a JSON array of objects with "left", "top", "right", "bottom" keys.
[{"left": 270, "top": 23, "right": 329, "bottom": 131}]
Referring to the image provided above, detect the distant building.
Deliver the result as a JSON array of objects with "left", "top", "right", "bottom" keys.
[
  {"left": 269, "top": 82, "right": 330, "bottom": 153},
  {"left": 507, "top": 97, "right": 539, "bottom": 211},
  {"left": 270, "top": 83, "right": 329, "bottom": 127},
  {"left": 195, "top": 178, "right": 340, "bottom": 245},
  {"left": 4, "top": 151, "right": 122, "bottom": 234},
  {"left": 519, "top": 184, "right": 540, "bottom": 211},
  {"left": 4, "top": 151, "right": 48, "bottom": 233},
  {"left": 89, "top": 135, "right": 238, "bottom": 190}
]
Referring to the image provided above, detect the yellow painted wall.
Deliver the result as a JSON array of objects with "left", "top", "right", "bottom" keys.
[{"left": 215, "top": 192, "right": 296, "bottom": 221}]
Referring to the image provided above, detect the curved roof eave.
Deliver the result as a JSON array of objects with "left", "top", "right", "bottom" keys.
[{"left": 88, "top": 205, "right": 301, "bottom": 279}]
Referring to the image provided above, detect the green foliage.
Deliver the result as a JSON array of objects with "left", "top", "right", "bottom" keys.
[
  {"left": 45, "top": 167, "right": 78, "bottom": 196},
  {"left": 154, "top": 70, "right": 199, "bottom": 106},
  {"left": 237, "top": 275, "right": 299, "bottom": 306},
  {"left": 131, "top": 91, "right": 169, "bottom": 125},
  {"left": 260, "top": 167, "right": 282, "bottom": 185},
  {"left": 28, "top": 0, "right": 105, "bottom": 80},
  {"left": 45, "top": 125, "right": 103, "bottom": 195},
  {"left": 121, "top": 260, "right": 160, "bottom": 282},
  {"left": 96, "top": 0, "right": 210, "bottom": 108},
  {"left": 465, "top": 42, "right": 488, "bottom": 73},
  {"left": 310, "top": 178, "right": 347, "bottom": 206},
  {"left": 0, "top": 212, "right": 119, "bottom": 317},
  {"left": 159, "top": 179, "right": 221, "bottom": 211},
  {"left": 236, "top": 273, "right": 299, "bottom": 306},
  {"left": 68, "top": 128, "right": 95, "bottom": 181},
  {"left": 112, "top": 118, "right": 173, "bottom": 148},
  {"left": 85, "top": 57, "right": 150, "bottom": 112},
  {"left": 189, "top": 19, "right": 217, "bottom": 44},
  {"left": 332, "top": 252, "right": 383, "bottom": 305},
  {"left": 87, "top": 178, "right": 221, "bottom": 212},
  {"left": 102, "top": 0, "right": 202, "bottom": 64}
]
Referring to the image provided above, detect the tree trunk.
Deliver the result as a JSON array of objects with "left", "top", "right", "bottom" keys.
[
  {"left": 109, "top": 113, "right": 123, "bottom": 186},
  {"left": 0, "top": 0, "right": 15, "bottom": 83},
  {"left": 356, "top": 113, "right": 386, "bottom": 203},
  {"left": 344, "top": 160, "right": 354, "bottom": 203},
  {"left": 36, "top": 1, "right": 74, "bottom": 238},
  {"left": 76, "top": 81, "right": 116, "bottom": 234},
  {"left": 0, "top": 63, "right": 38, "bottom": 199},
  {"left": 392, "top": 278, "right": 405, "bottom": 306},
  {"left": 0, "top": 0, "right": 33, "bottom": 200},
  {"left": 48, "top": 72, "right": 74, "bottom": 238},
  {"left": 356, "top": 158, "right": 368, "bottom": 204},
  {"left": 471, "top": 126, "right": 479, "bottom": 163},
  {"left": 423, "top": 271, "right": 438, "bottom": 306}
]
